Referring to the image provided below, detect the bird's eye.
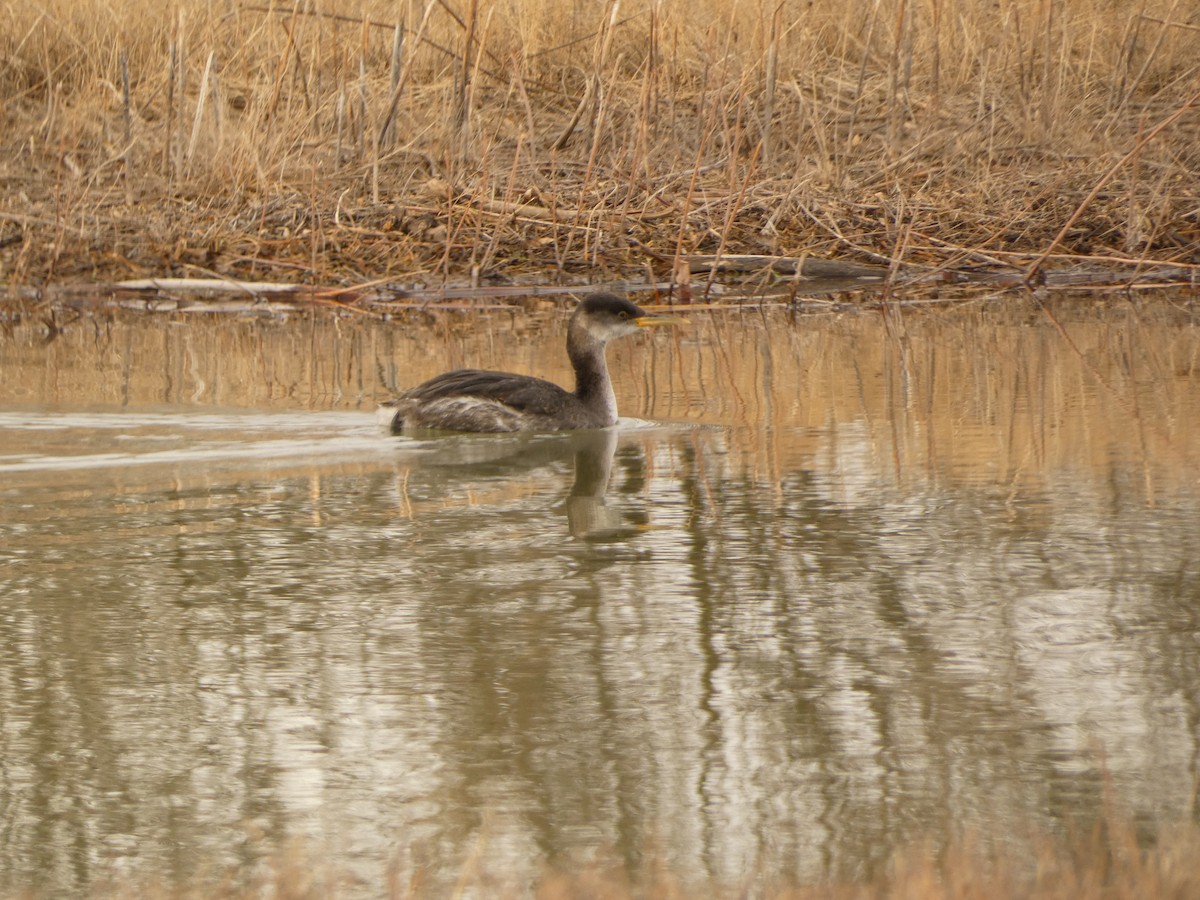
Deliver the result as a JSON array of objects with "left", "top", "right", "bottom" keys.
[{"left": 618, "top": 311, "right": 628, "bottom": 319}]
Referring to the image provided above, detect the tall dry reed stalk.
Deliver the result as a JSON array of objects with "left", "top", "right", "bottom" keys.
[{"left": 0, "top": 0, "right": 1197, "bottom": 289}]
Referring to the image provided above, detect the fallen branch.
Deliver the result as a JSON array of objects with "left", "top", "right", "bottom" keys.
[
  {"left": 111, "top": 277, "right": 319, "bottom": 295},
  {"left": 687, "top": 254, "right": 889, "bottom": 279}
]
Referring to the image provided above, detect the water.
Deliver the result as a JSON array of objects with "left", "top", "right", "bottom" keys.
[{"left": 2, "top": 300, "right": 1200, "bottom": 895}]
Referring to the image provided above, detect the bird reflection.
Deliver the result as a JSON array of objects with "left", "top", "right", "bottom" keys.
[
  {"left": 564, "top": 429, "right": 651, "bottom": 541},
  {"left": 394, "top": 428, "right": 653, "bottom": 540}
]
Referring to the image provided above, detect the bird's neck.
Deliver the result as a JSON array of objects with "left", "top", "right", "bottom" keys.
[{"left": 568, "top": 326, "right": 618, "bottom": 426}]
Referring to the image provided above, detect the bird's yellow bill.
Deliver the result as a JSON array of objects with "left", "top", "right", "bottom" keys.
[{"left": 634, "top": 315, "right": 687, "bottom": 327}]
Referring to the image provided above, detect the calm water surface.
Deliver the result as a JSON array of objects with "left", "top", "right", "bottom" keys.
[{"left": 2, "top": 300, "right": 1200, "bottom": 895}]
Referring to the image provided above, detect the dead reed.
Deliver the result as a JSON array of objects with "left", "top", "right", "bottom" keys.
[{"left": 1, "top": 0, "right": 1198, "bottom": 297}]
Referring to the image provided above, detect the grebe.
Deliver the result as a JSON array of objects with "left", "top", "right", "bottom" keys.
[{"left": 378, "top": 293, "right": 681, "bottom": 433}]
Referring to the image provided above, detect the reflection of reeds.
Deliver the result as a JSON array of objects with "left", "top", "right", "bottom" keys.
[
  {"left": 1, "top": 1, "right": 1198, "bottom": 288},
  {"left": 3, "top": 303, "right": 1198, "bottom": 489},
  {"left": 52, "top": 817, "right": 1200, "bottom": 898}
]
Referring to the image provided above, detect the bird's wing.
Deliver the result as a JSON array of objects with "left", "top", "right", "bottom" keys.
[{"left": 402, "top": 369, "right": 573, "bottom": 416}]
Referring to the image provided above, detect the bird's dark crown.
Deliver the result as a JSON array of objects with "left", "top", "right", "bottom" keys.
[{"left": 575, "top": 293, "right": 648, "bottom": 321}]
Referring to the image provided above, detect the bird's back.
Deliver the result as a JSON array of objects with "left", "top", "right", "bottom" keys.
[{"left": 381, "top": 368, "right": 601, "bottom": 433}]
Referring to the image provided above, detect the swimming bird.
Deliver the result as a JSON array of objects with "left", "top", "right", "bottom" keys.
[{"left": 378, "top": 293, "right": 682, "bottom": 433}]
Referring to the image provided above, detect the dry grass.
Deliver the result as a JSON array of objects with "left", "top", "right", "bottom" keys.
[{"left": 1, "top": 0, "right": 1199, "bottom": 293}]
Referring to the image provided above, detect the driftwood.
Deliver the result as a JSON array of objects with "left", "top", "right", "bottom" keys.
[
  {"left": 687, "top": 254, "right": 890, "bottom": 279},
  {"left": 4, "top": 255, "right": 1196, "bottom": 316},
  {"left": 5, "top": 278, "right": 680, "bottom": 314}
]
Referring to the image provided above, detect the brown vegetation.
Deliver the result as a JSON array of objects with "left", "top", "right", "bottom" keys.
[{"left": 1, "top": 0, "right": 1199, "bottom": 300}]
